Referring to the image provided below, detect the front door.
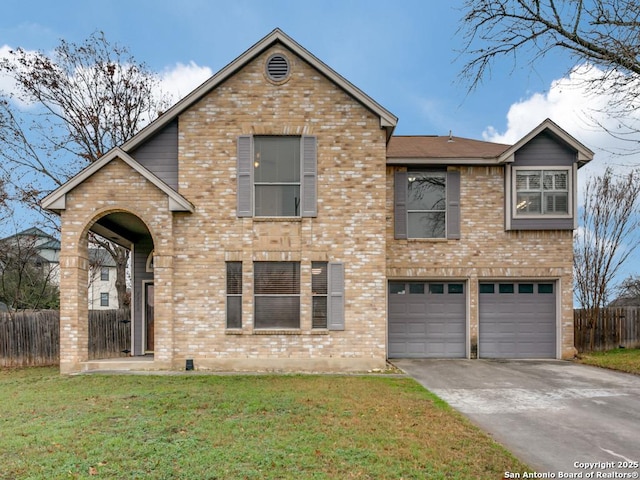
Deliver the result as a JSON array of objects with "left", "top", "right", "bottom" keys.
[{"left": 145, "top": 282, "right": 154, "bottom": 353}]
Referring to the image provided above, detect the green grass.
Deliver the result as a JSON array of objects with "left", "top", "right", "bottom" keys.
[
  {"left": 577, "top": 348, "right": 640, "bottom": 375},
  {"left": 0, "top": 368, "right": 529, "bottom": 479}
]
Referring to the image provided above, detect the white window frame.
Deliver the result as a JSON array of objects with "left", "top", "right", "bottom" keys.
[{"left": 512, "top": 166, "right": 573, "bottom": 219}]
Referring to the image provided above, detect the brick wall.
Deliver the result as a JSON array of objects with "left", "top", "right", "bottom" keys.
[{"left": 386, "top": 165, "right": 576, "bottom": 359}]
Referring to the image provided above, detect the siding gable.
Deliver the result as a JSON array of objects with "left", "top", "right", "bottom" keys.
[{"left": 129, "top": 119, "right": 179, "bottom": 189}]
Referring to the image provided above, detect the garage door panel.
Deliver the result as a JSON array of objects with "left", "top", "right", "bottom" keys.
[
  {"left": 388, "top": 282, "right": 466, "bottom": 358},
  {"left": 479, "top": 282, "right": 556, "bottom": 359}
]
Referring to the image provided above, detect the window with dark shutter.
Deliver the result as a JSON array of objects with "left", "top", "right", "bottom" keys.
[
  {"left": 226, "top": 262, "right": 242, "bottom": 328},
  {"left": 254, "top": 262, "right": 300, "bottom": 329}
]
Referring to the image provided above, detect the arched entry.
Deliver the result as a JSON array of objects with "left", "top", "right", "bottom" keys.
[{"left": 87, "top": 210, "right": 155, "bottom": 357}]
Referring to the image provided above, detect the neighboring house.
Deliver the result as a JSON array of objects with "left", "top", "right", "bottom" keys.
[
  {"left": 1, "top": 228, "right": 118, "bottom": 310},
  {"left": 0, "top": 227, "right": 61, "bottom": 283},
  {"left": 87, "top": 248, "right": 118, "bottom": 310},
  {"left": 42, "top": 29, "right": 593, "bottom": 374}
]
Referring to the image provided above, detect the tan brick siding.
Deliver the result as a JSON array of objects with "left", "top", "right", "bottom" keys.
[{"left": 386, "top": 165, "right": 576, "bottom": 359}]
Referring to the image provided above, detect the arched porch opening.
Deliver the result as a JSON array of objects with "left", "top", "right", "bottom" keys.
[{"left": 84, "top": 210, "right": 155, "bottom": 359}]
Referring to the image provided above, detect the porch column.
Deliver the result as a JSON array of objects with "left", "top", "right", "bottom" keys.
[
  {"left": 59, "top": 245, "right": 89, "bottom": 374},
  {"left": 152, "top": 254, "right": 174, "bottom": 368}
]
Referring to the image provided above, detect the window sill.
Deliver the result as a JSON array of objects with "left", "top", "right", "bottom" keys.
[
  {"left": 253, "top": 329, "right": 302, "bottom": 335},
  {"left": 225, "top": 329, "right": 244, "bottom": 335},
  {"left": 252, "top": 217, "right": 302, "bottom": 222},
  {"left": 407, "top": 238, "right": 450, "bottom": 243}
]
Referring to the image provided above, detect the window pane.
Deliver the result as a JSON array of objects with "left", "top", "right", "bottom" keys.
[
  {"left": 255, "top": 185, "right": 301, "bottom": 216},
  {"left": 544, "top": 192, "right": 568, "bottom": 214},
  {"left": 408, "top": 212, "right": 446, "bottom": 238},
  {"left": 516, "top": 193, "right": 542, "bottom": 214},
  {"left": 389, "top": 282, "right": 406, "bottom": 294},
  {"left": 226, "top": 262, "right": 242, "bottom": 295},
  {"left": 516, "top": 171, "right": 541, "bottom": 190},
  {"left": 479, "top": 283, "right": 495, "bottom": 294},
  {"left": 312, "top": 297, "right": 327, "bottom": 329},
  {"left": 409, "top": 283, "right": 425, "bottom": 294},
  {"left": 499, "top": 283, "right": 514, "bottom": 294},
  {"left": 429, "top": 283, "right": 444, "bottom": 294},
  {"left": 407, "top": 173, "right": 446, "bottom": 210},
  {"left": 538, "top": 283, "right": 554, "bottom": 294},
  {"left": 255, "top": 262, "right": 300, "bottom": 294},
  {"left": 226, "top": 296, "right": 242, "bottom": 328},
  {"left": 544, "top": 171, "right": 568, "bottom": 190},
  {"left": 518, "top": 283, "right": 534, "bottom": 294},
  {"left": 255, "top": 296, "right": 300, "bottom": 328},
  {"left": 312, "top": 262, "right": 327, "bottom": 295},
  {"left": 254, "top": 137, "right": 300, "bottom": 183},
  {"left": 448, "top": 283, "right": 464, "bottom": 294}
]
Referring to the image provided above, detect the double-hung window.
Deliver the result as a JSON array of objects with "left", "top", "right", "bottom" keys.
[
  {"left": 226, "top": 262, "right": 242, "bottom": 328},
  {"left": 311, "top": 262, "right": 328, "bottom": 329},
  {"left": 237, "top": 135, "right": 317, "bottom": 218},
  {"left": 394, "top": 170, "right": 461, "bottom": 240},
  {"left": 254, "top": 262, "right": 301, "bottom": 329},
  {"left": 515, "top": 169, "right": 569, "bottom": 216},
  {"left": 407, "top": 172, "right": 447, "bottom": 238}
]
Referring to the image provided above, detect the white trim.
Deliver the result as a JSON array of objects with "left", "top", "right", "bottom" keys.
[
  {"left": 511, "top": 166, "right": 573, "bottom": 219},
  {"left": 146, "top": 250, "right": 154, "bottom": 273},
  {"left": 41, "top": 147, "right": 194, "bottom": 213}
]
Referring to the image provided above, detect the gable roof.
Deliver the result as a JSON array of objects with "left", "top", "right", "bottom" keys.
[
  {"left": 121, "top": 28, "right": 397, "bottom": 150},
  {"left": 41, "top": 147, "right": 194, "bottom": 213},
  {"left": 387, "top": 135, "right": 510, "bottom": 164},
  {"left": 497, "top": 118, "right": 594, "bottom": 166}
]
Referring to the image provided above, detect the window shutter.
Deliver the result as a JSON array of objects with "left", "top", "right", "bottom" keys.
[
  {"left": 394, "top": 171, "right": 408, "bottom": 239},
  {"left": 327, "top": 262, "right": 345, "bottom": 331},
  {"left": 237, "top": 135, "right": 253, "bottom": 217},
  {"left": 301, "top": 135, "right": 317, "bottom": 217},
  {"left": 446, "top": 170, "right": 461, "bottom": 240}
]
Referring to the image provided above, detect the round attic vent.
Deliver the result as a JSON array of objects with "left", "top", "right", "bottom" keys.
[{"left": 266, "top": 54, "right": 290, "bottom": 82}]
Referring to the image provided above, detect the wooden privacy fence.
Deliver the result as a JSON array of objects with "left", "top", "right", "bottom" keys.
[
  {"left": 574, "top": 307, "right": 640, "bottom": 353},
  {"left": 0, "top": 309, "right": 131, "bottom": 367}
]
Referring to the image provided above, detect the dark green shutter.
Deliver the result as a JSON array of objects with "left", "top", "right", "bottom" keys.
[
  {"left": 301, "top": 136, "right": 317, "bottom": 217},
  {"left": 446, "top": 170, "right": 461, "bottom": 239},
  {"left": 394, "top": 171, "right": 408, "bottom": 239},
  {"left": 237, "top": 135, "right": 253, "bottom": 217},
  {"left": 327, "top": 262, "right": 344, "bottom": 331}
]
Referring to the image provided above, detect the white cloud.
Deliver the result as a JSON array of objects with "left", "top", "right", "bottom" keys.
[
  {"left": 160, "top": 61, "right": 213, "bottom": 103},
  {"left": 482, "top": 64, "right": 640, "bottom": 187}
]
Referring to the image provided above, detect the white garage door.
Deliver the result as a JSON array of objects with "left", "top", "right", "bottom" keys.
[
  {"left": 479, "top": 281, "right": 556, "bottom": 359},
  {"left": 388, "top": 281, "right": 466, "bottom": 358}
]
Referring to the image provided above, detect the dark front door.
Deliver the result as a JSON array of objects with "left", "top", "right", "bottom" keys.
[{"left": 145, "top": 282, "right": 154, "bottom": 352}]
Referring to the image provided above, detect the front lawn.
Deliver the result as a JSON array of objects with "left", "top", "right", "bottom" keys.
[
  {"left": 0, "top": 368, "right": 528, "bottom": 479},
  {"left": 577, "top": 348, "right": 640, "bottom": 375}
]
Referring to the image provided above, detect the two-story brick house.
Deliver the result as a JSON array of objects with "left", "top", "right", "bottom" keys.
[{"left": 43, "top": 29, "right": 592, "bottom": 373}]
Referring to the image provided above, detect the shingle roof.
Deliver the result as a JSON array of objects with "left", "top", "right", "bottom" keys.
[{"left": 387, "top": 135, "right": 511, "bottom": 160}]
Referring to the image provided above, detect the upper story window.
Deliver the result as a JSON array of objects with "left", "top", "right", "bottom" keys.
[
  {"left": 394, "top": 170, "right": 460, "bottom": 240},
  {"left": 254, "top": 136, "right": 301, "bottom": 217},
  {"left": 237, "top": 135, "right": 317, "bottom": 218},
  {"left": 514, "top": 168, "right": 570, "bottom": 216},
  {"left": 407, "top": 172, "right": 446, "bottom": 238},
  {"left": 100, "top": 267, "right": 109, "bottom": 281}
]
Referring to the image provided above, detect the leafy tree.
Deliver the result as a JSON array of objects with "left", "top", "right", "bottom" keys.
[
  {"left": 574, "top": 168, "right": 640, "bottom": 348},
  {"left": 458, "top": 0, "right": 640, "bottom": 142},
  {"left": 0, "top": 32, "right": 170, "bottom": 307}
]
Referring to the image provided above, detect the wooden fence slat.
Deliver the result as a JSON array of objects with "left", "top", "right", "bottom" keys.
[
  {"left": 574, "top": 307, "right": 640, "bottom": 353},
  {"left": 1, "top": 309, "right": 130, "bottom": 367}
]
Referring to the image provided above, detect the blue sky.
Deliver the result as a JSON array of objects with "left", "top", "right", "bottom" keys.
[{"left": 2, "top": 0, "right": 639, "bottom": 287}]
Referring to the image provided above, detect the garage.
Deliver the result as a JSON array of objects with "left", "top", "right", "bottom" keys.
[
  {"left": 479, "top": 281, "right": 556, "bottom": 358},
  {"left": 388, "top": 281, "right": 466, "bottom": 358}
]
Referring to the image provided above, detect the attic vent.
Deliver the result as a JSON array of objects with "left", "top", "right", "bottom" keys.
[{"left": 266, "top": 54, "right": 290, "bottom": 82}]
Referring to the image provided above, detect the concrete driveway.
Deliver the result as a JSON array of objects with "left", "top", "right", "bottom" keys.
[{"left": 393, "top": 359, "right": 640, "bottom": 476}]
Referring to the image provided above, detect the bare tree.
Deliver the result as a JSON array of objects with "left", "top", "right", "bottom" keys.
[
  {"left": 611, "top": 274, "right": 640, "bottom": 306},
  {"left": 0, "top": 32, "right": 170, "bottom": 307},
  {"left": 459, "top": 0, "right": 640, "bottom": 143},
  {"left": 574, "top": 168, "right": 640, "bottom": 348}
]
